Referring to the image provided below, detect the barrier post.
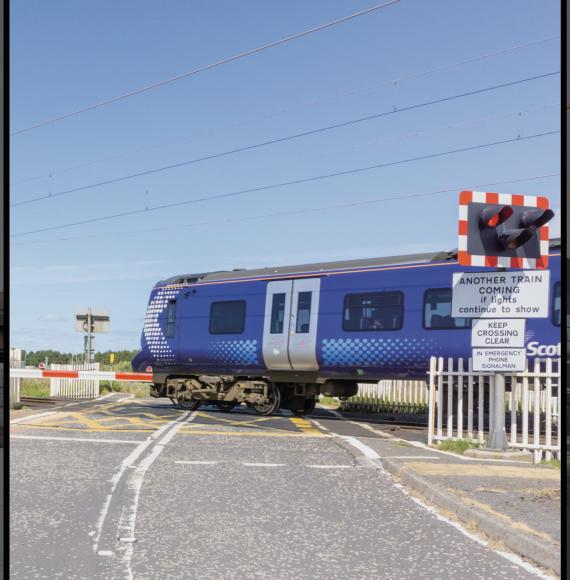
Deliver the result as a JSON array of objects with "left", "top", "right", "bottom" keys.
[
  {"left": 487, "top": 372, "right": 508, "bottom": 450},
  {"left": 427, "top": 357, "right": 436, "bottom": 446}
]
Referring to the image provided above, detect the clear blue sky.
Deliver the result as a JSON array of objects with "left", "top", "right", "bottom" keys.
[{"left": 10, "top": 0, "right": 561, "bottom": 353}]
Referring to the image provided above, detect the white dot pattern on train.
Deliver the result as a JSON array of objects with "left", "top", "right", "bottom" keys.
[
  {"left": 322, "top": 337, "right": 438, "bottom": 366},
  {"left": 143, "top": 288, "right": 179, "bottom": 365},
  {"left": 210, "top": 340, "right": 259, "bottom": 366}
]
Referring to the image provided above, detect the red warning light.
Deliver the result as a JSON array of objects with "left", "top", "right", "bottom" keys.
[{"left": 480, "top": 205, "right": 513, "bottom": 229}]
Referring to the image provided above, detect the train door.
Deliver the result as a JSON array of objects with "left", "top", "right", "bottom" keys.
[{"left": 262, "top": 278, "right": 321, "bottom": 371}]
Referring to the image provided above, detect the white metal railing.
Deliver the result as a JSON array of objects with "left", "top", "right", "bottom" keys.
[
  {"left": 9, "top": 354, "right": 22, "bottom": 409},
  {"left": 10, "top": 375, "right": 20, "bottom": 409},
  {"left": 342, "top": 380, "right": 429, "bottom": 414},
  {"left": 427, "top": 356, "right": 560, "bottom": 463},
  {"left": 49, "top": 363, "right": 101, "bottom": 399}
]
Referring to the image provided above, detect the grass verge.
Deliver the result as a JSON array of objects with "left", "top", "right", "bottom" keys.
[
  {"left": 20, "top": 379, "right": 51, "bottom": 398},
  {"left": 319, "top": 396, "right": 340, "bottom": 409},
  {"left": 437, "top": 438, "right": 481, "bottom": 455},
  {"left": 541, "top": 458, "right": 560, "bottom": 469},
  {"left": 100, "top": 381, "right": 150, "bottom": 398}
]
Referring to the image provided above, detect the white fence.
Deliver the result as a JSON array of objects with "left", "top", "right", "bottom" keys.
[
  {"left": 49, "top": 363, "right": 101, "bottom": 398},
  {"left": 427, "top": 356, "right": 560, "bottom": 463},
  {"left": 342, "top": 380, "right": 429, "bottom": 414},
  {"left": 9, "top": 352, "right": 23, "bottom": 409}
]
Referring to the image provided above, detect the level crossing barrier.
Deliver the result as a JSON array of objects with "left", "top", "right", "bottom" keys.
[
  {"left": 9, "top": 367, "right": 153, "bottom": 407},
  {"left": 427, "top": 356, "right": 560, "bottom": 463}
]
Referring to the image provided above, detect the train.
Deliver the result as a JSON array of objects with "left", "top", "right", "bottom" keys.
[{"left": 132, "top": 239, "right": 561, "bottom": 415}]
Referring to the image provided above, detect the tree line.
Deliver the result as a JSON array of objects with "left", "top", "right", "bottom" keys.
[{"left": 20, "top": 349, "right": 139, "bottom": 367}]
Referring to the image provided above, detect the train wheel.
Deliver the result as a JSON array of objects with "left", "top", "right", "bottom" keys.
[
  {"left": 292, "top": 397, "right": 316, "bottom": 417},
  {"left": 215, "top": 402, "right": 237, "bottom": 412},
  {"left": 176, "top": 392, "right": 200, "bottom": 411},
  {"left": 254, "top": 383, "right": 281, "bottom": 416}
]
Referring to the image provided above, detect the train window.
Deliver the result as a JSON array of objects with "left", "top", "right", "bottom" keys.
[
  {"left": 423, "top": 288, "right": 470, "bottom": 329},
  {"left": 296, "top": 292, "right": 312, "bottom": 334},
  {"left": 343, "top": 292, "right": 403, "bottom": 331},
  {"left": 552, "top": 282, "right": 561, "bottom": 326},
  {"left": 165, "top": 300, "right": 176, "bottom": 337},
  {"left": 270, "top": 293, "right": 286, "bottom": 334},
  {"left": 209, "top": 301, "right": 246, "bottom": 334}
]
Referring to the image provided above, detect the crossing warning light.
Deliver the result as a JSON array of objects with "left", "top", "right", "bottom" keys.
[{"left": 458, "top": 191, "right": 553, "bottom": 269}]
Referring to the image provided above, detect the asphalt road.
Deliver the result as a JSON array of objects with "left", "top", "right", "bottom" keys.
[{"left": 10, "top": 395, "right": 550, "bottom": 579}]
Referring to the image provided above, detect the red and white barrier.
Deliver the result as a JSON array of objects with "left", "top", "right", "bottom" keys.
[{"left": 9, "top": 368, "right": 153, "bottom": 382}]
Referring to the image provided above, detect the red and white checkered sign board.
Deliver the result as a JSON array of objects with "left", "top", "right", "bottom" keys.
[{"left": 458, "top": 190, "right": 549, "bottom": 269}]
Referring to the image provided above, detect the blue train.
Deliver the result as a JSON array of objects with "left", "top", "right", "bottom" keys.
[{"left": 133, "top": 240, "right": 561, "bottom": 415}]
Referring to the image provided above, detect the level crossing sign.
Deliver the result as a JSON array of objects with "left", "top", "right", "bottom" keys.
[{"left": 457, "top": 190, "right": 552, "bottom": 269}]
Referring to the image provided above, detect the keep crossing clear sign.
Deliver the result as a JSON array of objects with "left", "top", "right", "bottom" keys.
[
  {"left": 471, "top": 319, "right": 525, "bottom": 348},
  {"left": 451, "top": 270, "right": 550, "bottom": 319}
]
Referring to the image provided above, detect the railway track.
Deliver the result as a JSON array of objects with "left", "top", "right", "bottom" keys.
[
  {"left": 19, "top": 396, "right": 59, "bottom": 408},
  {"left": 19, "top": 396, "right": 92, "bottom": 408}
]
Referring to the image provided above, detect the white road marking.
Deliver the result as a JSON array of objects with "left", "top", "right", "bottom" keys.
[
  {"left": 242, "top": 462, "right": 286, "bottom": 467},
  {"left": 381, "top": 455, "right": 440, "bottom": 460},
  {"left": 11, "top": 435, "right": 140, "bottom": 445},
  {"left": 96, "top": 393, "right": 117, "bottom": 401},
  {"left": 114, "top": 412, "right": 197, "bottom": 579},
  {"left": 175, "top": 460, "right": 218, "bottom": 465},
  {"left": 306, "top": 464, "right": 352, "bottom": 469},
  {"left": 98, "top": 550, "right": 114, "bottom": 557},
  {"left": 93, "top": 411, "right": 194, "bottom": 553},
  {"left": 392, "top": 482, "right": 554, "bottom": 580},
  {"left": 309, "top": 419, "right": 330, "bottom": 432},
  {"left": 341, "top": 436, "right": 380, "bottom": 459},
  {"left": 322, "top": 411, "right": 535, "bottom": 465},
  {"left": 116, "top": 395, "right": 135, "bottom": 403},
  {"left": 318, "top": 409, "right": 555, "bottom": 580},
  {"left": 11, "top": 411, "right": 56, "bottom": 424},
  {"left": 320, "top": 409, "right": 553, "bottom": 579}
]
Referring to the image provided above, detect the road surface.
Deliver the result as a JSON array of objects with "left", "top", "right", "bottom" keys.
[{"left": 10, "top": 395, "right": 551, "bottom": 579}]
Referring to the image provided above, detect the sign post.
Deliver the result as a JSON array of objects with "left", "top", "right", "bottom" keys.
[
  {"left": 453, "top": 190, "right": 553, "bottom": 452},
  {"left": 75, "top": 308, "right": 110, "bottom": 363}
]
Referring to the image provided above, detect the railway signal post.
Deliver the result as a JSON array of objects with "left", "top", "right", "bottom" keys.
[
  {"left": 453, "top": 190, "right": 553, "bottom": 451},
  {"left": 75, "top": 308, "right": 110, "bottom": 363}
]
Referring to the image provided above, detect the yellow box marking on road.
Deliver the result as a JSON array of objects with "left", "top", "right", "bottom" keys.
[
  {"left": 11, "top": 407, "right": 174, "bottom": 432},
  {"left": 12, "top": 404, "right": 329, "bottom": 437},
  {"left": 401, "top": 462, "right": 560, "bottom": 481},
  {"left": 194, "top": 412, "right": 304, "bottom": 434},
  {"left": 12, "top": 423, "right": 155, "bottom": 434},
  {"left": 288, "top": 416, "right": 325, "bottom": 437},
  {"left": 195, "top": 412, "right": 276, "bottom": 428},
  {"left": 177, "top": 428, "right": 331, "bottom": 438}
]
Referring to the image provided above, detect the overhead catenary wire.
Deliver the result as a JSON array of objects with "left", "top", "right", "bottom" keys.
[
  {"left": 11, "top": 129, "right": 559, "bottom": 238},
  {"left": 11, "top": 70, "right": 560, "bottom": 208},
  {"left": 9, "top": 33, "right": 559, "bottom": 188},
  {"left": 287, "top": 102, "right": 559, "bottom": 165},
  {"left": 12, "top": 172, "right": 560, "bottom": 246},
  {"left": 12, "top": 101, "right": 559, "bottom": 199},
  {"left": 11, "top": 0, "right": 400, "bottom": 136}
]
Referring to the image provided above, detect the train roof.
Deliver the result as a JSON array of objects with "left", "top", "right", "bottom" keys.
[{"left": 157, "top": 238, "right": 561, "bottom": 287}]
